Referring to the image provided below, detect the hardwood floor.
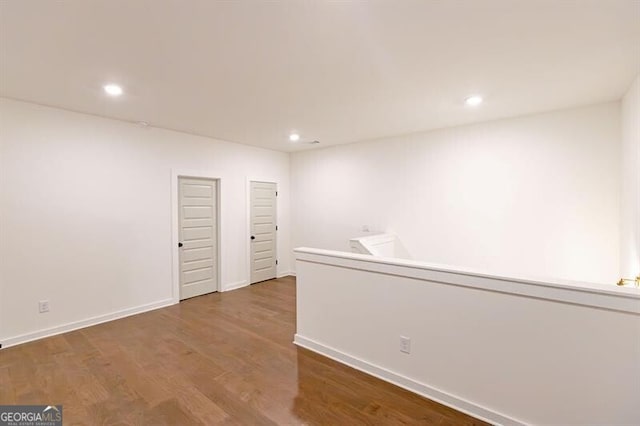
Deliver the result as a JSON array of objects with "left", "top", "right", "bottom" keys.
[{"left": 0, "top": 276, "right": 487, "bottom": 425}]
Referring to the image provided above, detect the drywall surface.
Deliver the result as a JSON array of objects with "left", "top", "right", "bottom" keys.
[
  {"left": 621, "top": 74, "right": 640, "bottom": 279},
  {"left": 0, "top": 98, "right": 291, "bottom": 344},
  {"left": 291, "top": 103, "right": 621, "bottom": 284},
  {"left": 295, "top": 249, "right": 640, "bottom": 425}
]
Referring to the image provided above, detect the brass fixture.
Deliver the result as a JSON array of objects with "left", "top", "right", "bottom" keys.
[{"left": 617, "top": 275, "right": 640, "bottom": 287}]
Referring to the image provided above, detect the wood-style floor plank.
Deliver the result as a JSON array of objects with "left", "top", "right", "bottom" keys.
[{"left": 0, "top": 276, "right": 488, "bottom": 425}]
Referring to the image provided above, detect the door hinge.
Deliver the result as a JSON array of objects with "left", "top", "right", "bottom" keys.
[
  {"left": 276, "top": 225, "right": 278, "bottom": 231},
  {"left": 275, "top": 191, "right": 278, "bottom": 196},
  {"left": 276, "top": 260, "right": 278, "bottom": 265}
]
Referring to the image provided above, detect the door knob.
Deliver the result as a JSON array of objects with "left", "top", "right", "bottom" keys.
[
  {"left": 178, "top": 242, "right": 183, "bottom": 248},
  {"left": 250, "top": 236, "right": 255, "bottom": 240}
]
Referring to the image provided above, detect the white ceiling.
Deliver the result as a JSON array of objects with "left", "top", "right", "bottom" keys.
[{"left": 1, "top": 1, "right": 639, "bottom": 152}]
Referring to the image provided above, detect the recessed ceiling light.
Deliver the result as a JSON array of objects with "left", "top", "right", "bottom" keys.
[
  {"left": 103, "top": 84, "right": 123, "bottom": 96},
  {"left": 289, "top": 133, "right": 300, "bottom": 142},
  {"left": 465, "top": 95, "right": 483, "bottom": 107}
]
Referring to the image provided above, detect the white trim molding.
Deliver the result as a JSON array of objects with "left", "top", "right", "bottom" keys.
[
  {"left": 294, "top": 334, "right": 524, "bottom": 426},
  {"left": 295, "top": 247, "right": 640, "bottom": 314},
  {"left": 2, "top": 298, "right": 174, "bottom": 349},
  {"left": 224, "top": 280, "right": 249, "bottom": 292}
]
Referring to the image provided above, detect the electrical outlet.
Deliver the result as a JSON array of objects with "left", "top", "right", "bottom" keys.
[
  {"left": 400, "top": 336, "right": 411, "bottom": 354},
  {"left": 39, "top": 300, "right": 49, "bottom": 313}
]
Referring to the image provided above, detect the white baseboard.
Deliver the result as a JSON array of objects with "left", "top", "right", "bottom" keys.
[
  {"left": 293, "top": 334, "right": 524, "bottom": 426},
  {"left": 277, "top": 271, "right": 296, "bottom": 278},
  {"left": 223, "top": 280, "right": 249, "bottom": 292},
  {"left": 224, "top": 275, "right": 293, "bottom": 291},
  {"left": 1, "top": 298, "right": 175, "bottom": 349}
]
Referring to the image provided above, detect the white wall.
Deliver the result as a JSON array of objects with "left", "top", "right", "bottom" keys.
[
  {"left": 294, "top": 249, "right": 640, "bottom": 426},
  {"left": 621, "top": 74, "right": 640, "bottom": 279},
  {"left": 292, "top": 103, "right": 621, "bottom": 284},
  {"left": 0, "top": 98, "right": 291, "bottom": 345}
]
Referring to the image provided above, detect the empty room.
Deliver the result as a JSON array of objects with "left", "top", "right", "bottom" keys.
[{"left": 0, "top": 1, "right": 639, "bottom": 425}]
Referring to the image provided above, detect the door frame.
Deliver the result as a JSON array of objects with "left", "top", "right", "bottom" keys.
[
  {"left": 246, "top": 177, "right": 279, "bottom": 284},
  {"left": 171, "top": 170, "right": 222, "bottom": 303}
]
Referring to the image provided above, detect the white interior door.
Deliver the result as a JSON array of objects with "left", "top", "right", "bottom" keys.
[
  {"left": 250, "top": 181, "right": 277, "bottom": 284},
  {"left": 179, "top": 177, "right": 218, "bottom": 300}
]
